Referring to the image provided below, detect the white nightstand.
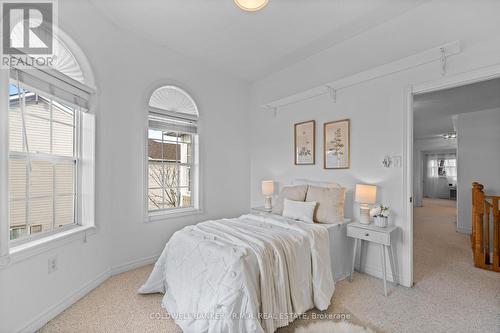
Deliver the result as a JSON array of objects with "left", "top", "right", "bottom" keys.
[{"left": 347, "top": 222, "right": 398, "bottom": 296}]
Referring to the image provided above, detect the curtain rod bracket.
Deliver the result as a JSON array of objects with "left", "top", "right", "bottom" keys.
[
  {"left": 266, "top": 105, "right": 278, "bottom": 118},
  {"left": 326, "top": 85, "right": 337, "bottom": 103},
  {"left": 440, "top": 47, "right": 447, "bottom": 76}
]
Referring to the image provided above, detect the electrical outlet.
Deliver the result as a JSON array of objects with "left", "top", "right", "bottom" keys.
[{"left": 48, "top": 256, "right": 58, "bottom": 274}]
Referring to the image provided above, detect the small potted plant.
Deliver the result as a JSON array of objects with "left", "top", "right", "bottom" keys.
[{"left": 372, "top": 204, "right": 390, "bottom": 228}]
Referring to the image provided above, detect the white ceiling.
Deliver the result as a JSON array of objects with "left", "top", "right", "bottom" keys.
[
  {"left": 89, "top": 0, "right": 428, "bottom": 82},
  {"left": 413, "top": 78, "right": 500, "bottom": 139}
]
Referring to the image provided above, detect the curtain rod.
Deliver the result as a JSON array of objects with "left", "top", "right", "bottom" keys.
[{"left": 262, "top": 41, "right": 461, "bottom": 112}]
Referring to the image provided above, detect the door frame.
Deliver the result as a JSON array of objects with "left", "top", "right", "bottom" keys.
[{"left": 404, "top": 63, "right": 500, "bottom": 287}]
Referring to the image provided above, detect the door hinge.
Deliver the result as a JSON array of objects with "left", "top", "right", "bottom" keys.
[{"left": 410, "top": 197, "right": 413, "bottom": 203}]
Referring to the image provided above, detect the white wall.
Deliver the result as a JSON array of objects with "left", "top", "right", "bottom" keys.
[
  {"left": 250, "top": 0, "right": 500, "bottom": 287},
  {"left": 456, "top": 108, "right": 500, "bottom": 233},
  {"left": 413, "top": 138, "right": 457, "bottom": 207},
  {"left": 0, "top": 1, "right": 251, "bottom": 332}
]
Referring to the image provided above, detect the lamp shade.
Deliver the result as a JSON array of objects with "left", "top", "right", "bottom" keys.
[
  {"left": 355, "top": 184, "right": 377, "bottom": 204},
  {"left": 234, "top": 0, "right": 269, "bottom": 11},
  {"left": 261, "top": 181, "right": 274, "bottom": 196}
]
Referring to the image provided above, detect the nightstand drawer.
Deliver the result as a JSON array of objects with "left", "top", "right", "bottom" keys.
[{"left": 347, "top": 225, "right": 390, "bottom": 245}]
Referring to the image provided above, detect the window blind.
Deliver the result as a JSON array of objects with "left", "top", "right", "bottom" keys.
[
  {"left": 149, "top": 113, "right": 198, "bottom": 134},
  {"left": 9, "top": 65, "right": 93, "bottom": 110}
]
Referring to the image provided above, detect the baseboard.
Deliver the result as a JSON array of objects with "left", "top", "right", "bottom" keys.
[
  {"left": 18, "top": 254, "right": 161, "bottom": 333},
  {"left": 110, "top": 254, "right": 160, "bottom": 276},
  {"left": 19, "top": 269, "right": 111, "bottom": 333},
  {"left": 334, "top": 271, "right": 351, "bottom": 283}
]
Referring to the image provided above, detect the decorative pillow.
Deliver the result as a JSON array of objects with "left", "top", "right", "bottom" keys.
[
  {"left": 305, "top": 186, "right": 346, "bottom": 224},
  {"left": 282, "top": 199, "right": 317, "bottom": 224},
  {"left": 272, "top": 185, "right": 308, "bottom": 215}
]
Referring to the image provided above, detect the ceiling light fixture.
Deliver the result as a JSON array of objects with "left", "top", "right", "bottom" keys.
[
  {"left": 234, "top": 0, "right": 269, "bottom": 12},
  {"left": 442, "top": 132, "right": 457, "bottom": 140}
]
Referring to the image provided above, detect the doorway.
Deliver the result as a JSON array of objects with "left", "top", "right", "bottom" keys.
[{"left": 410, "top": 76, "right": 500, "bottom": 284}]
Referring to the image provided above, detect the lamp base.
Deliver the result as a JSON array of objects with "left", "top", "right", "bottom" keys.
[
  {"left": 264, "top": 197, "right": 272, "bottom": 210},
  {"left": 359, "top": 205, "right": 371, "bottom": 224}
]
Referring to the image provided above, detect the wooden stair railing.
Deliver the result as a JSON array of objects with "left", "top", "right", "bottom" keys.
[{"left": 471, "top": 182, "right": 500, "bottom": 272}]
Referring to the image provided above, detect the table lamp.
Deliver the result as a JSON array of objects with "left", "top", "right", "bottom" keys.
[
  {"left": 355, "top": 184, "right": 377, "bottom": 224},
  {"left": 261, "top": 181, "right": 274, "bottom": 210}
]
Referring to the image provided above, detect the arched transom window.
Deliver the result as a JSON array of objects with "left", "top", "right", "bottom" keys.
[{"left": 149, "top": 85, "right": 199, "bottom": 118}]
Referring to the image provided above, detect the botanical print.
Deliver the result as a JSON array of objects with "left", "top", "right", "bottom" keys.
[
  {"left": 324, "top": 119, "right": 350, "bottom": 169},
  {"left": 295, "top": 120, "right": 315, "bottom": 165}
]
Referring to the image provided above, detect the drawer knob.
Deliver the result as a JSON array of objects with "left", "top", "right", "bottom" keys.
[{"left": 365, "top": 233, "right": 370, "bottom": 237}]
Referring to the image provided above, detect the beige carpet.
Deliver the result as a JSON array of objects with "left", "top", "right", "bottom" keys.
[{"left": 40, "top": 199, "right": 500, "bottom": 333}]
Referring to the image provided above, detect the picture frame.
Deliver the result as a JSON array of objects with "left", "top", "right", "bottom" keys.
[
  {"left": 294, "top": 120, "right": 315, "bottom": 165},
  {"left": 324, "top": 119, "right": 350, "bottom": 169}
]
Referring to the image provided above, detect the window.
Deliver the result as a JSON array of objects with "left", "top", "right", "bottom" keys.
[
  {"left": 1, "top": 34, "right": 95, "bottom": 259},
  {"left": 437, "top": 158, "right": 457, "bottom": 177},
  {"left": 8, "top": 84, "right": 79, "bottom": 241},
  {"left": 146, "top": 86, "right": 199, "bottom": 218},
  {"left": 427, "top": 155, "right": 457, "bottom": 178}
]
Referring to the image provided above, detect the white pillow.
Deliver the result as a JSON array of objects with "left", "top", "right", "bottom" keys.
[{"left": 282, "top": 199, "right": 317, "bottom": 224}]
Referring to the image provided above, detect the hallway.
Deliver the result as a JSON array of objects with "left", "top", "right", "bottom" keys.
[
  {"left": 413, "top": 198, "right": 462, "bottom": 283},
  {"left": 412, "top": 198, "right": 500, "bottom": 327}
]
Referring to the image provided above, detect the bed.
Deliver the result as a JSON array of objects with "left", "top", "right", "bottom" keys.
[
  {"left": 321, "top": 221, "right": 354, "bottom": 282},
  {"left": 139, "top": 180, "right": 351, "bottom": 333}
]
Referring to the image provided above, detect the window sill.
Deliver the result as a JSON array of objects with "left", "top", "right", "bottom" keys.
[
  {"left": 146, "top": 207, "right": 203, "bottom": 223},
  {"left": 0, "top": 225, "right": 96, "bottom": 268}
]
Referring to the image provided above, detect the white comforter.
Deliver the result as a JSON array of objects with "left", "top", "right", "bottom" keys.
[{"left": 138, "top": 214, "right": 335, "bottom": 333}]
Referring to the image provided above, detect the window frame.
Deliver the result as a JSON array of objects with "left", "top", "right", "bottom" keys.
[
  {"left": 145, "top": 119, "right": 201, "bottom": 221},
  {"left": 428, "top": 156, "right": 457, "bottom": 179},
  {"left": 0, "top": 66, "right": 96, "bottom": 265},
  {"left": 7, "top": 85, "right": 82, "bottom": 246},
  {"left": 144, "top": 87, "right": 201, "bottom": 222},
  {"left": 147, "top": 128, "right": 194, "bottom": 212}
]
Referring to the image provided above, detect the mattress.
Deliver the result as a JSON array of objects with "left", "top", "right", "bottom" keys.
[
  {"left": 251, "top": 212, "right": 353, "bottom": 282},
  {"left": 319, "top": 221, "right": 354, "bottom": 282}
]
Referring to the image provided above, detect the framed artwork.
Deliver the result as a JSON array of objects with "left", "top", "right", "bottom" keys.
[
  {"left": 324, "top": 119, "right": 350, "bottom": 169},
  {"left": 294, "top": 120, "right": 315, "bottom": 165}
]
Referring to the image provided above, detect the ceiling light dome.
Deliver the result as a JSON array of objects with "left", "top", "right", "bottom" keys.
[{"left": 234, "top": 0, "right": 268, "bottom": 12}]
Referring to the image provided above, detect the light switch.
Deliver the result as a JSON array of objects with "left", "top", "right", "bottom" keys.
[{"left": 393, "top": 156, "right": 402, "bottom": 168}]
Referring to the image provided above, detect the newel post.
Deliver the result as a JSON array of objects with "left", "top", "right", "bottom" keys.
[
  {"left": 493, "top": 198, "right": 499, "bottom": 271},
  {"left": 472, "top": 183, "right": 485, "bottom": 267}
]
